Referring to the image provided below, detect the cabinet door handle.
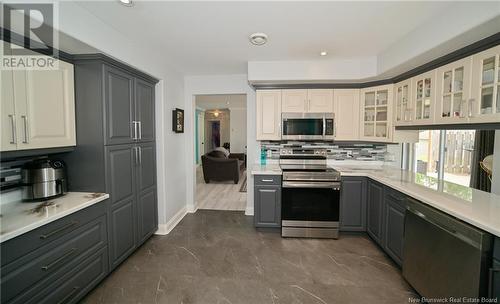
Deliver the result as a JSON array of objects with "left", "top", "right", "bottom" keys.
[
  {"left": 261, "top": 179, "right": 274, "bottom": 182},
  {"left": 131, "top": 121, "right": 138, "bottom": 140},
  {"left": 8, "top": 114, "right": 16, "bottom": 144},
  {"left": 21, "top": 115, "right": 28, "bottom": 143},
  {"left": 57, "top": 286, "right": 80, "bottom": 304},
  {"left": 40, "top": 221, "right": 78, "bottom": 239},
  {"left": 41, "top": 247, "right": 77, "bottom": 271},
  {"left": 138, "top": 121, "right": 142, "bottom": 140}
]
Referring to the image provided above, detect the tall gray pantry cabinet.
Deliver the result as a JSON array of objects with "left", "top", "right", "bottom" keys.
[{"left": 60, "top": 54, "right": 158, "bottom": 271}]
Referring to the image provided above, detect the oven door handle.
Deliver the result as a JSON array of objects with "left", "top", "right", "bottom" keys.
[{"left": 282, "top": 181, "right": 340, "bottom": 189}]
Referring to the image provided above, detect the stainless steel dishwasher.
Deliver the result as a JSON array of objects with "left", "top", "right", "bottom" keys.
[{"left": 403, "top": 198, "right": 493, "bottom": 299}]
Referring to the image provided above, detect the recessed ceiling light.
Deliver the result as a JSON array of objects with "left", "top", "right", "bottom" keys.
[
  {"left": 119, "top": 0, "right": 134, "bottom": 7},
  {"left": 320, "top": 51, "right": 328, "bottom": 56},
  {"left": 249, "top": 33, "right": 268, "bottom": 46}
]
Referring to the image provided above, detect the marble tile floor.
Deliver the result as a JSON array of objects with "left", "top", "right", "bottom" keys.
[
  {"left": 83, "top": 210, "right": 417, "bottom": 304},
  {"left": 195, "top": 165, "right": 247, "bottom": 211}
]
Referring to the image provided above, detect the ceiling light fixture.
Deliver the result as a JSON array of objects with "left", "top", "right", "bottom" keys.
[
  {"left": 213, "top": 111, "right": 219, "bottom": 117},
  {"left": 320, "top": 51, "right": 328, "bottom": 56},
  {"left": 118, "top": 0, "right": 134, "bottom": 7},
  {"left": 249, "top": 33, "right": 268, "bottom": 46}
]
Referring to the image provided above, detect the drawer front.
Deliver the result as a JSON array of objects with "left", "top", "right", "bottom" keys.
[
  {"left": 1, "top": 215, "right": 107, "bottom": 303},
  {"left": 254, "top": 175, "right": 281, "bottom": 186},
  {"left": 384, "top": 187, "right": 406, "bottom": 208},
  {"left": 33, "top": 248, "right": 108, "bottom": 304},
  {"left": 1, "top": 200, "right": 107, "bottom": 266},
  {"left": 31, "top": 247, "right": 108, "bottom": 304}
]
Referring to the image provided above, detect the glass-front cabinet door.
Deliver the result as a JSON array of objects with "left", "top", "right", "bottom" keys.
[
  {"left": 470, "top": 45, "right": 500, "bottom": 123},
  {"left": 394, "top": 79, "right": 412, "bottom": 126},
  {"left": 412, "top": 70, "right": 436, "bottom": 124},
  {"left": 435, "top": 57, "right": 472, "bottom": 124},
  {"left": 360, "top": 85, "right": 392, "bottom": 142}
]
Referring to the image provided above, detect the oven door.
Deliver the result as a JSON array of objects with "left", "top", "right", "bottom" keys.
[
  {"left": 282, "top": 114, "right": 325, "bottom": 140},
  {"left": 281, "top": 181, "right": 340, "bottom": 226}
]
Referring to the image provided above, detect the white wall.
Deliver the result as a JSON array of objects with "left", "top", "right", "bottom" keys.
[
  {"left": 56, "top": 2, "right": 187, "bottom": 234},
  {"left": 184, "top": 74, "right": 257, "bottom": 215},
  {"left": 248, "top": 57, "right": 377, "bottom": 84},
  {"left": 229, "top": 108, "right": 247, "bottom": 153}
]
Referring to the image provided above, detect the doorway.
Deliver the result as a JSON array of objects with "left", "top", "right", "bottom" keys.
[
  {"left": 208, "top": 120, "right": 221, "bottom": 151},
  {"left": 194, "top": 94, "right": 247, "bottom": 210}
]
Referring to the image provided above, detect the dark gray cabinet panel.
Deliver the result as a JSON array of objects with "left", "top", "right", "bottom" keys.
[
  {"left": 340, "top": 177, "right": 367, "bottom": 232},
  {"left": 104, "top": 66, "right": 135, "bottom": 145},
  {"left": 367, "top": 180, "right": 384, "bottom": 245},
  {"left": 383, "top": 197, "right": 406, "bottom": 266},
  {"left": 254, "top": 176, "right": 281, "bottom": 228},
  {"left": 491, "top": 259, "right": 500, "bottom": 300},
  {"left": 109, "top": 199, "right": 136, "bottom": 268},
  {"left": 137, "top": 188, "right": 158, "bottom": 245},
  {"left": 136, "top": 142, "right": 156, "bottom": 192},
  {"left": 106, "top": 144, "right": 136, "bottom": 204},
  {"left": 135, "top": 78, "right": 155, "bottom": 142}
]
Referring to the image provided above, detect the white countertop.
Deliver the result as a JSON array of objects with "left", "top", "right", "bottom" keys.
[
  {"left": 0, "top": 192, "right": 109, "bottom": 243},
  {"left": 333, "top": 165, "right": 500, "bottom": 237},
  {"left": 251, "top": 163, "right": 282, "bottom": 175},
  {"left": 251, "top": 161, "right": 500, "bottom": 237}
]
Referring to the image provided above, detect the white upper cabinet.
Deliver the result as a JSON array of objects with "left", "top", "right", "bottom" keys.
[
  {"left": 282, "top": 89, "right": 307, "bottom": 113},
  {"left": 0, "top": 46, "right": 76, "bottom": 152},
  {"left": 435, "top": 57, "right": 473, "bottom": 124},
  {"left": 282, "top": 89, "right": 333, "bottom": 113},
  {"left": 256, "top": 90, "right": 282, "bottom": 140},
  {"left": 412, "top": 70, "right": 436, "bottom": 125},
  {"left": 15, "top": 60, "right": 76, "bottom": 150},
  {"left": 1, "top": 42, "right": 17, "bottom": 152},
  {"left": 360, "top": 85, "right": 392, "bottom": 142},
  {"left": 307, "top": 89, "right": 334, "bottom": 112},
  {"left": 393, "top": 79, "right": 413, "bottom": 126},
  {"left": 333, "top": 89, "right": 359, "bottom": 141},
  {"left": 470, "top": 45, "right": 500, "bottom": 123}
]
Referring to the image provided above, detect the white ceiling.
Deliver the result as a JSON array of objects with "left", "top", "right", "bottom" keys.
[
  {"left": 196, "top": 94, "right": 246, "bottom": 110},
  {"left": 74, "top": 1, "right": 468, "bottom": 76}
]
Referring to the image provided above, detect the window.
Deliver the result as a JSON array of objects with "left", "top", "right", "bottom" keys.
[
  {"left": 412, "top": 130, "right": 476, "bottom": 187},
  {"left": 414, "top": 130, "right": 440, "bottom": 177}
]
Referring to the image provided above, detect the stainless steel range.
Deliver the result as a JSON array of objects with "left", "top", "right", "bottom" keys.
[{"left": 280, "top": 147, "right": 341, "bottom": 239}]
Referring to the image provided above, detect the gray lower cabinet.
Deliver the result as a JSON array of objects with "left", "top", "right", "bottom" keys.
[
  {"left": 254, "top": 175, "right": 281, "bottom": 228},
  {"left": 340, "top": 177, "right": 367, "bottom": 232},
  {"left": 367, "top": 180, "right": 384, "bottom": 245},
  {"left": 0, "top": 201, "right": 108, "bottom": 304},
  {"left": 383, "top": 189, "right": 407, "bottom": 266},
  {"left": 136, "top": 142, "right": 158, "bottom": 245}
]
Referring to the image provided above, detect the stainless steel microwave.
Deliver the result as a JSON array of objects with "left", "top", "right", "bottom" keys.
[{"left": 282, "top": 113, "right": 334, "bottom": 140}]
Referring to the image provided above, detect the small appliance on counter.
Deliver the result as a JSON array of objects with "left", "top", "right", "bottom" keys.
[{"left": 21, "top": 159, "right": 67, "bottom": 201}]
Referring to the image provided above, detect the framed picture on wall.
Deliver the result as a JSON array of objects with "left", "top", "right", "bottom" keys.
[{"left": 172, "top": 108, "right": 184, "bottom": 133}]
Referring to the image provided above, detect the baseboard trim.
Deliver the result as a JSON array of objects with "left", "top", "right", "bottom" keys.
[
  {"left": 245, "top": 207, "right": 254, "bottom": 216},
  {"left": 187, "top": 203, "right": 197, "bottom": 213},
  {"left": 155, "top": 206, "right": 187, "bottom": 235}
]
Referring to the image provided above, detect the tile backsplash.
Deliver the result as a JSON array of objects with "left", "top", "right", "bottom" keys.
[{"left": 260, "top": 141, "right": 396, "bottom": 163}]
